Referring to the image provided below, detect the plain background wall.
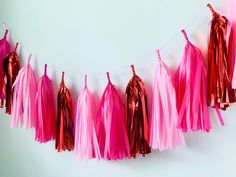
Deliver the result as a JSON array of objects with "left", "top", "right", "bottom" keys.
[{"left": 0, "top": 0, "right": 236, "bottom": 177}]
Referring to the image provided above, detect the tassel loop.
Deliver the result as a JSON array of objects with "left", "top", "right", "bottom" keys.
[
  {"left": 61, "top": 71, "right": 65, "bottom": 84},
  {"left": 14, "top": 42, "right": 19, "bottom": 52},
  {"left": 207, "top": 4, "right": 216, "bottom": 15},
  {"left": 131, "top": 64, "right": 136, "bottom": 75},
  {"left": 181, "top": 29, "right": 189, "bottom": 42},
  {"left": 4, "top": 30, "right": 8, "bottom": 39},
  {"left": 156, "top": 49, "right": 161, "bottom": 62},
  {"left": 44, "top": 64, "right": 47, "bottom": 75},
  {"left": 84, "top": 74, "right": 87, "bottom": 87},
  {"left": 106, "top": 72, "right": 110, "bottom": 82}
]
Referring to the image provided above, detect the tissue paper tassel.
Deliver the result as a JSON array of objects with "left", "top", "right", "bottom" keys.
[
  {"left": 35, "top": 64, "right": 56, "bottom": 143},
  {"left": 75, "top": 75, "right": 101, "bottom": 160},
  {"left": 175, "top": 30, "right": 213, "bottom": 132},
  {"left": 0, "top": 30, "right": 10, "bottom": 104},
  {"left": 11, "top": 55, "right": 37, "bottom": 129},
  {"left": 96, "top": 72, "right": 130, "bottom": 160},
  {"left": 150, "top": 50, "right": 185, "bottom": 150}
]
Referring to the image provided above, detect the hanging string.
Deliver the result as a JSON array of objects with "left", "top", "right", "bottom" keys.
[
  {"left": 0, "top": 5, "right": 209, "bottom": 81},
  {"left": 107, "top": 6, "right": 206, "bottom": 76}
]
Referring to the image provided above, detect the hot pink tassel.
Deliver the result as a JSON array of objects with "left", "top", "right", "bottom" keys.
[
  {"left": 175, "top": 30, "right": 211, "bottom": 132},
  {"left": 229, "top": 0, "right": 236, "bottom": 88},
  {"left": 0, "top": 30, "right": 10, "bottom": 102},
  {"left": 11, "top": 55, "right": 38, "bottom": 129},
  {"left": 96, "top": 72, "right": 130, "bottom": 160},
  {"left": 35, "top": 64, "right": 56, "bottom": 143},
  {"left": 150, "top": 50, "right": 185, "bottom": 150},
  {"left": 75, "top": 75, "right": 101, "bottom": 160}
]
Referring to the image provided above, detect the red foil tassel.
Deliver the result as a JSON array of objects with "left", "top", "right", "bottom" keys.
[
  {"left": 2, "top": 43, "right": 21, "bottom": 114},
  {"left": 55, "top": 72, "right": 74, "bottom": 152},
  {"left": 125, "top": 65, "right": 151, "bottom": 158},
  {"left": 207, "top": 4, "right": 236, "bottom": 110}
]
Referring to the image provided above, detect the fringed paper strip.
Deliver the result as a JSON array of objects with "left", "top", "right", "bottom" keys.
[
  {"left": 55, "top": 72, "right": 74, "bottom": 152},
  {"left": 126, "top": 65, "right": 151, "bottom": 158},
  {"left": 0, "top": 30, "right": 10, "bottom": 104},
  {"left": 11, "top": 55, "right": 37, "bottom": 129},
  {"left": 2, "top": 42, "right": 20, "bottom": 114},
  {"left": 207, "top": 4, "right": 236, "bottom": 110},
  {"left": 150, "top": 50, "right": 185, "bottom": 150},
  {"left": 35, "top": 64, "right": 56, "bottom": 143},
  {"left": 75, "top": 75, "right": 101, "bottom": 160},
  {"left": 175, "top": 30, "right": 213, "bottom": 132},
  {"left": 96, "top": 72, "right": 130, "bottom": 160}
]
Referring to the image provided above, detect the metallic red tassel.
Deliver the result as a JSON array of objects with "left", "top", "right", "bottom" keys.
[
  {"left": 55, "top": 72, "right": 74, "bottom": 152},
  {"left": 125, "top": 65, "right": 151, "bottom": 158},
  {"left": 2, "top": 43, "right": 20, "bottom": 114},
  {"left": 207, "top": 4, "right": 236, "bottom": 110}
]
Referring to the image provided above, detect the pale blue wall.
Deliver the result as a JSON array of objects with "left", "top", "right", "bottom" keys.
[{"left": 0, "top": 0, "right": 235, "bottom": 177}]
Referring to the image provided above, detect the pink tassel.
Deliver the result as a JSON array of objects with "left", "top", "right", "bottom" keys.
[
  {"left": 35, "top": 64, "right": 56, "bottom": 143},
  {"left": 175, "top": 30, "right": 211, "bottom": 132},
  {"left": 0, "top": 30, "right": 10, "bottom": 102},
  {"left": 75, "top": 75, "right": 101, "bottom": 160},
  {"left": 96, "top": 72, "right": 130, "bottom": 160},
  {"left": 150, "top": 50, "right": 185, "bottom": 150},
  {"left": 229, "top": 0, "right": 236, "bottom": 88},
  {"left": 11, "top": 55, "right": 38, "bottom": 129}
]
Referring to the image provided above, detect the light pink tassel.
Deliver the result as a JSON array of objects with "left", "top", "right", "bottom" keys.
[
  {"left": 175, "top": 30, "right": 211, "bottom": 132},
  {"left": 150, "top": 50, "right": 185, "bottom": 150},
  {"left": 96, "top": 72, "right": 130, "bottom": 160},
  {"left": 35, "top": 64, "right": 56, "bottom": 143},
  {"left": 11, "top": 55, "right": 38, "bottom": 129},
  {"left": 75, "top": 75, "right": 101, "bottom": 160}
]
